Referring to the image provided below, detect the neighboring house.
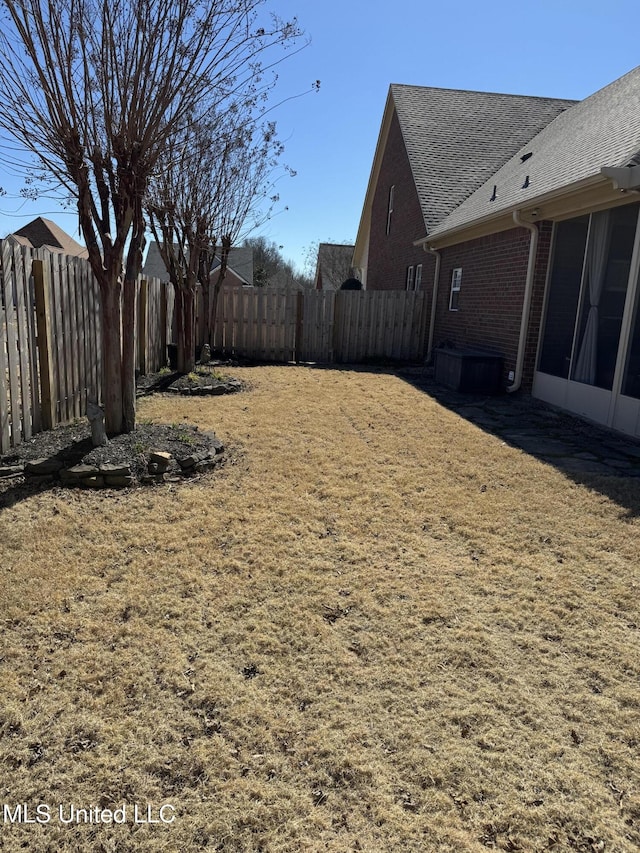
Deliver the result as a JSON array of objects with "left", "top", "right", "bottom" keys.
[
  {"left": 7, "top": 216, "right": 88, "bottom": 258},
  {"left": 314, "top": 243, "right": 356, "bottom": 291},
  {"left": 142, "top": 241, "right": 254, "bottom": 288},
  {"left": 354, "top": 66, "right": 640, "bottom": 438}
]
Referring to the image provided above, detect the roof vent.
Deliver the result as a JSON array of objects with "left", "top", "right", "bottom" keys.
[
  {"left": 522, "top": 176, "right": 530, "bottom": 189},
  {"left": 520, "top": 152, "right": 533, "bottom": 163},
  {"left": 490, "top": 185, "right": 497, "bottom": 202}
]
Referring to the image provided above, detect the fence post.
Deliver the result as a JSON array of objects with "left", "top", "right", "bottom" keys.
[
  {"left": 294, "top": 291, "right": 304, "bottom": 362},
  {"left": 138, "top": 278, "right": 148, "bottom": 376},
  {"left": 32, "top": 258, "right": 56, "bottom": 431},
  {"left": 160, "top": 281, "right": 168, "bottom": 367}
]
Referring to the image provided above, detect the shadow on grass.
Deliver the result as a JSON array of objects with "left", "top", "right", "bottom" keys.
[
  {"left": 393, "top": 364, "right": 640, "bottom": 520},
  {"left": 0, "top": 436, "right": 96, "bottom": 510},
  {"left": 257, "top": 358, "right": 640, "bottom": 519}
]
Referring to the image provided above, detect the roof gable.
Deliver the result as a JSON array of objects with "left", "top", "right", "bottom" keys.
[
  {"left": 314, "top": 243, "right": 355, "bottom": 290},
  {"left": 142, "top": 241, "right": 253, "bottom": 285},
  {"left": 10, "top": 217, "right": 88, "bottom": 258},
  {"left": 391, "top": 84, "right": 576, "bottom": 234},
  {"left": 429, "top": 65, "right": 640, "bottom": 241}
]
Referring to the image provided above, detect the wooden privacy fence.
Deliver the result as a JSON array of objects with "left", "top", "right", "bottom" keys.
[
  {"left": 0, "top": 239, "right": 170, "bottom": 453},
  {"left": 197, "top": 287, "right": 428, "bottom": 365}
]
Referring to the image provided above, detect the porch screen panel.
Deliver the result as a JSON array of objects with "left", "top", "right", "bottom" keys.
[
  {"left": 570, "top": 203, "right": 639, "bottom": 390},
  {"left": 622, "top": 262, "right": 640, "bottom": 399},
  {"left": 537, "top": 216, "right": 588, "bottom": 378}
]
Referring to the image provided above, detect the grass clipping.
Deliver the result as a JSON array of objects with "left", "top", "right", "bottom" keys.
[{"left": 1, "top": 365, "right": 639, "bottom": 852}]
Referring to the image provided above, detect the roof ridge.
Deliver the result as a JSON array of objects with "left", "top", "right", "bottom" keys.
[{"left": 390, "top": 82, "right": 576, "bottom": 103}]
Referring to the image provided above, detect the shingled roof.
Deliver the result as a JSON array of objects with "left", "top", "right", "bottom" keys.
[
  {"left": 428, "top": 64, "right": 640, "bottom": 240},
  {"left": 314, "top": 243, "right": 356, "bottom": 290},
  {"left": 9, "top": 216, "right": 88, "bottom": 258},
  {"left": 143, "top": 241, "right": 253, "bottom": 285},
  {"left": 391, "top": 84, "right": 576, "bottom": 234}
]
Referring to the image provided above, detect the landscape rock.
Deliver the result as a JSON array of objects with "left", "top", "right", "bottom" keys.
[
  {"left": 60, "top": 464, "right": 101, "bottom": 483},
  {"left": 194, "top": 459, "right": 218, "bottom": 473},
  {"left": 99, "top": 463, "right": 132, "bottom": 477},
  {"left": 86, "top": 401, "right": 108, "bottom": 447},
  {"left": 177, "top": 449, "right": 213, "bottom": 470},
  {"left": 24, "top": 458, "right": 64, "bottom": 475},
  {"left": 104, "top": 475, "right": 135, "bottom": 489},
  {"left": 0, "top": 464, "right": 25, "bottom": 478},
  {"left": 80, "top": 475, "right": 105, "bottom": 489}
]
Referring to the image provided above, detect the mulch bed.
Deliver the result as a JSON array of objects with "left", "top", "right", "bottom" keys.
[
  {"left": 0, "top": 422, "right": 216, "bottom": 481},
  {"left": 0, "top": 365, "right": 243, "bottom": 489},
  {"left": 137, "top": 364, "right": 244, "bottom": 397}
]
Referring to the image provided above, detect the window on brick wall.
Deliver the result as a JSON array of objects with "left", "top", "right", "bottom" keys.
[
  {"left": 449, "top": 267, "right": 462, "bottom": 310},
  {"left": 386, "top": 185, "right": 394, "bottom": 235},
  {"left": 406, "top": 265, "right": 415, "bottom": 290},
  {"left": 415, "top": 263, "right": 422, "bottom": 290}
]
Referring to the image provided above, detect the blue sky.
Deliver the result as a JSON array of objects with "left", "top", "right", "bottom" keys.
[{"left": 0, "top": 0, "right": 639, "bottom": 274}]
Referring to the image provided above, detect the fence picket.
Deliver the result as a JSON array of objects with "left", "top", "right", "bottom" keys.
[
  {"left": 11, "top": 245, "right": 33, "bottom": 440},
  {"left": 0, "top": 247, "right": 12, "bottom": 452},
  {"left": 2, "top": 242, "right": 22, "bottom": 447},
  {"left": 0, "top": 236, "right": 429, "bottom": 453}
]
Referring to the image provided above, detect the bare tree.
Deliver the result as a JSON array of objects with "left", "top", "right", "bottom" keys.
[
  {"left": 304, "top": 240, "right": 356, "bottom": 290},
  {"left": 244, "top": 235, "right": 311, "bottom": 288},
  {"left": 147, "top": 107, "right": 286, "bottom": 368},
  {"left": 0, "top": 0, "right": 302, "bottom": 433}
]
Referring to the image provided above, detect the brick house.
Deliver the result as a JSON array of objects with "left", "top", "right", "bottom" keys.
[
  {"left": 313, "top": 243, "right": 356, "bottom": 290},
  {"left": 353, "top": 66, "right": 640, "bottom": 437},
  {"left": 143, "top": 241, "right": 253, "bottom": 288}
]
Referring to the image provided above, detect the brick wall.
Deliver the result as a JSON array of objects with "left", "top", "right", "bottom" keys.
[
  {"left": 367, "top": 109, "right": 434, "bottom": 293},
  {"left": 433, "top": 222, "right": 553, "bottom": 390}
]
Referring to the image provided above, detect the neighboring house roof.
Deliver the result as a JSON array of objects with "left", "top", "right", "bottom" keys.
[
  {"left": 428, "top": 64, "right": 640, "bottom": 242},
  {"left": 143, "top": 241, "right": 253, "bottom": 285},
  {"left": 314, "top": 243, "right": 356, "bottom": 290},
  {"left": 391, "top": 84, "right": 576, "bottom": 235},
  {"left": 211, "top": 246, "right": 253, "bottom": 285},
  {"left": 8, "top": 216, "right": 88, "bottom": 258}
]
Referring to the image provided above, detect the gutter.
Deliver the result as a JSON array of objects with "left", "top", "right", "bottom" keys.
[
  {"left": 422, "top": 244, "right": 441, "bottom": 362},
  {"left": 600, "top": 165, "right": 640, "bottom": 191},
  {"left": 507, "top": 210, "right": 538, "bottom": 393},
  {"left": 413, "top": 174, "right": 605, "bottom": 250}
]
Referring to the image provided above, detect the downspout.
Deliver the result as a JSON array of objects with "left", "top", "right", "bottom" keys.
[
  {"left": 423, "top": 244, "right": 441, "bottom": 362},
  {"left": 508, "top": 210, "right": 539, "bottom": 393}
]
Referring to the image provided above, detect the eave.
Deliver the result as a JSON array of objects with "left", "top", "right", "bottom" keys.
[{"left": 414, "top": 173, "right": 640, "bottom": 250}]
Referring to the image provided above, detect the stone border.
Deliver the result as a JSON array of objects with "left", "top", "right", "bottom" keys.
[
  {"left": 165, "top": 378, "right": 243, "bottom": 396},
  {"left": 0, "top": 437, "right": 224, "bottom": 489}
]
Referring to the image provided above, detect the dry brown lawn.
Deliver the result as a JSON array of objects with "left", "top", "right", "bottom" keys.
[{"left": 1, "top": 365, "right": 639, "bottom": 852}]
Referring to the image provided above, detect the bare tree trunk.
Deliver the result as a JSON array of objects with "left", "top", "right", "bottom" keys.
[
  {"left": 175, "top": 289, "right": 186, "bottom": 373},
  {"left": 202, "top": 276, "right": 211, "bottom": 349},
  {"left": 183, "top": 288, "right": 196, "bottom": 373},
  {"left": 207, "top": 238, "right": 231, "bottom": 349},
  {"left": 208, "top": 268, "right": 226, "bottom": 350},
  {"left": 175, "top": 287, "right": 196, "bottom": 373},
  {"left": 121, "top": 275, "right": 137, "bottom": 433},
  {"left": 100, "top": 282, "right": 124, "bottom": 435}
]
